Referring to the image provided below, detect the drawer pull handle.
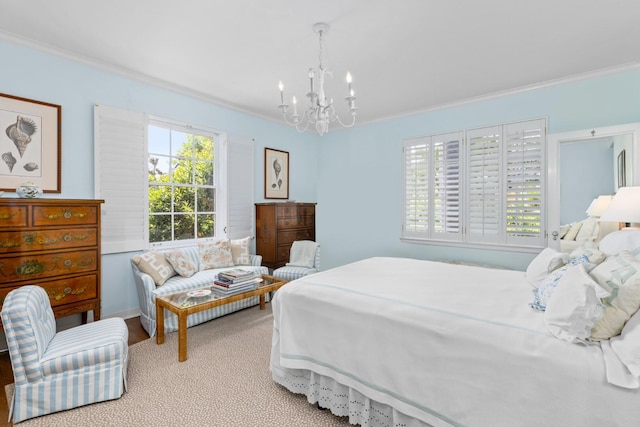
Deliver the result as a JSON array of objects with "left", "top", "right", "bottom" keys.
[
  {"left": 63, "top": 234, "right": 72, "bottom": 242},
  {"left": 63, "top": 211, "right": 72, "bottom": 219},
  {"left": 64, "top": 287, "right": 71, "bottom": 294},
  {"left": 64, "top": 259, "right": 72, "bottom": 267}
]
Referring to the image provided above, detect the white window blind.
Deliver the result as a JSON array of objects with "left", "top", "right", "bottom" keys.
[
  {"left": 94, "top": 105, "right": 146, "bottom": 254},
  {"left": 402, "top": 118, "right": 546, "bottom": 250}
]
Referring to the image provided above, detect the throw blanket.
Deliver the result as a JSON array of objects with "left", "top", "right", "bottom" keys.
[{"left": 286, "top": 240, "right": 318, "bottom": 268}]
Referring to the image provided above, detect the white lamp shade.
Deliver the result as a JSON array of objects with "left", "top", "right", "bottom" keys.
[
  {"left": 586, "top": 195, "right": 613, "bottom": 217},
  {"left": 599, "top": 186, "right": 640, "bottom": 223}
]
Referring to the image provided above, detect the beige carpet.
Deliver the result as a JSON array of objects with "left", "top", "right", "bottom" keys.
[{"left": 5, "top": 306, "right": 352, "bottom": 426}]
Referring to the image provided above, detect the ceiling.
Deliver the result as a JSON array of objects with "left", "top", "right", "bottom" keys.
[{"left": 1, "top": 0, "right": 640, "bottom": 128}]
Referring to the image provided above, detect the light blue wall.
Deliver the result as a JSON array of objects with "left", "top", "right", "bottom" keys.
[
  {"left": 2, "top": 36, "right": 640, "bottom": 319},
  {"left": 0, "top": 39, "right": 317, "bottom": 319},
  {"left": 317, "top": 68, "right": 640, "bottom": 271}
]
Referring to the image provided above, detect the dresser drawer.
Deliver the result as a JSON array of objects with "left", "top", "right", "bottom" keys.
[
  {"left": 32, "top": 205, "right": 98, "bottom": 226},
  {"left": 277, "top": 215, "right": 315, "bottom": 228},
  {"left": 0, "top": 249, "right": 98, "bottom": 284},
  {"left": 276, "top": 245, "right": 291, "bottom": 262},
  {"left": 0, "top": 228, "right": 98, "bottom": 254},
  {"left": 277, "top": 228, "right": 315, "bottom": 245},
  {"left": 0, "top": 205, "right": 28, "bottom": 228},
  {"left": 0, "top": 274, "right": 97, "bottom": 310},
  {"left": 276, "top": 204, "right": 316, "bottom": 219}
]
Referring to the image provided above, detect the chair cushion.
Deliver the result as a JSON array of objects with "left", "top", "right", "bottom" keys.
[
  {"left": 273, "top": 266, "right": 318, "bottom": 281},
  {"left": 41, "top": 317, "right": 128, "bottom": 376}
]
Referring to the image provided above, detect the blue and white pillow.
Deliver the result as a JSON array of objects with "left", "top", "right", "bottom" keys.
[{"left": 530, "top": 255, "right": 592, "bottom": 311}]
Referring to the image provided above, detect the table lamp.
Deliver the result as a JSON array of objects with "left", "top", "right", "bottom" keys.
[
  {"left": 599, "top": 186, "right": 640, "bottom": 229},
  {"left": 586, "top": 195, "right": 613, "bottom": 217}
]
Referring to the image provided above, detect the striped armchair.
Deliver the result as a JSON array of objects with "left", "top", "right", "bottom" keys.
[
  {"left": 1, "top": 286, "right": 129, "bottom": 424},
  {"left": 273, "top": 241, "right": 321, "bottom": 281}
]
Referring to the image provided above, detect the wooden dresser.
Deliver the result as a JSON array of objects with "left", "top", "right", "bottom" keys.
[
  {"left": 256, "top": 202, "right": 316, "bottom": 269},
  {"left": 0, "top": 199, "right": 104, "bottom": 325}
]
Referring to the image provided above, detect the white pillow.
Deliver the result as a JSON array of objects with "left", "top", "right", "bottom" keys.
[
  {"left": 590, "top": 251, "right": 640, "bottom": 341},
  {"left": 525, "top": 247, "right": 567, "bottom": 288},
  {"left": 569, "top": 244, "right": 606, "bottom": 273},
  {"left": 564, "top": 221, "right": 583, "bottom": 241},
  {"left": 544, "top": 264, "right": 604, "bottom": 343},
  {"left": 575, "top": 217, "right": 599, "bottom": 243},
  {"left": 598, "top": 230, "right": 640, "bottom": 256},
  {"left": 610, "top": 309, "right": 640, "bottom": 377},
  {"left": 530, "top": 257, "right": 593, "bottom": 311},
  {"left": 559, "top": 224, "right": 571, "bottom": 239}
]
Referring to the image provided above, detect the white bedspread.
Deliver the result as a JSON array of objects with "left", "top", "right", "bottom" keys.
[{"left": 271, "top": 257, "right": 640, "bottom": 427}]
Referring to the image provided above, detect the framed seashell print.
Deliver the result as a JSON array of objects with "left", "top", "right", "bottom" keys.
[
  {"left": 264, "top": 147, "right": 289, "bottom": 199},
  {"left": 0, "top": 93, "right": 61, "bottom": 193}
]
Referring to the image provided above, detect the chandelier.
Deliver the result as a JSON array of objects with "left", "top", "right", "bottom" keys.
[{"left": 278, "top": 22, "right": 357, "bottom": 136}]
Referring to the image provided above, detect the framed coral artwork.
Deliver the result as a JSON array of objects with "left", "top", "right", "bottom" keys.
[
  {"left": 0, "top": 93, "right": 61, "bottom": 193},
  {"left": 264, "top": 147, "right": 289, "bottom": 199}
]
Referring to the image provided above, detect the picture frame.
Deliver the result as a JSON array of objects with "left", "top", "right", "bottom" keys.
[
  {"left": 0, "top": 93, "right": 62, "bottom": 193},
  {"left": 264, "top": 147, "right": 289, "bottom": 199},
  {"left": 617, "top": 149, "right": 626, "bottom": 189}
]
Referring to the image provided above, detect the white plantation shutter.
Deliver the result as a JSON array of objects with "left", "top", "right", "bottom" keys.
[
  {"left": 94, "top": 105, "right": 146, "bottom": 254},
  {"left": 505, "top": 119, "right": 545, "bottom": 247},
  {"left": 403, "top": 137, "right": 430, "bottom": 237},
  {"left": 402, "top": 132, "right": 462, "bottom": 241},
  {"left": 432, "top": 133, "right": 462, "bottom": 240},
  {"left": 466, "top": 126, "right": 502, "bottom": 244},
  {"left": 402, "top": 118, "right": 546, "bottom": 250}
]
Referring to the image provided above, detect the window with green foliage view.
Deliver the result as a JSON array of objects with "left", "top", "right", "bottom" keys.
[{"left": 148, "top": 123, "right": 217, "bottom": 244}]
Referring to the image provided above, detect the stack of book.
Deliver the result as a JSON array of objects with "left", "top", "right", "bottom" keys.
[{"left": 212, "top": 268, "right": 261, "bottom": 295}]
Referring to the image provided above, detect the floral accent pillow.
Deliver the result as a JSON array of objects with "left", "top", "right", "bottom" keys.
[
  {"left": 164, "top": 249, "right": 198, "bottom": 278},
  {"left": 132, "top": 251, "right": 176, "bottom": 286},
  {"left": 530, "top": 255, "right": 594, "bottom": 311},
  {"left": 230, "top": 237, "right": 251, "bottom": 266},
  {"left": 199, "top": 240, "right": 234, "bottom": 270},
  {"left": 525, "top": 247, "right": 568, "bottom": 288}
]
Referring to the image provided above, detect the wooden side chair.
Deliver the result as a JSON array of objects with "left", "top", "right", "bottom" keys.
[{"left": 1, "top": 285, "right": 129, "bottom": 423}]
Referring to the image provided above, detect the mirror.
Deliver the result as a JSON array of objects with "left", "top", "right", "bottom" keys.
[{"left": 547, "top": 123, "right": 640, "bottom": 251}]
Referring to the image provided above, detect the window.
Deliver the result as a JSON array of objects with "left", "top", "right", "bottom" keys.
[
  {"left": 402, "top": 118, "right": 546, "bottom": 250},
  {"left": 95, "top": 105, "right": 255, "bottom": 255},
  {"left": 147, "top": 120, "right": 222, "bottom": 246}
]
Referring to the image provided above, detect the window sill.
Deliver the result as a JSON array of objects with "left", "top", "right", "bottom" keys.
[{"left": 399, "top": 237, "right": 543, "bottom": 254}]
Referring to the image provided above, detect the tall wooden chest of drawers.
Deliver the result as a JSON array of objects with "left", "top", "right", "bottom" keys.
[
  {"left": 0, "top": 199, "right": 104, "bottom": 325},
  {"left": 256, "top": 202, "right": 316, "bottom": 269}
]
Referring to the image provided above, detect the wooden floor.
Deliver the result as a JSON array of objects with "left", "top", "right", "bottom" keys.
[{"left": 0, "top": 317, "right": 149, "bottom": 426}]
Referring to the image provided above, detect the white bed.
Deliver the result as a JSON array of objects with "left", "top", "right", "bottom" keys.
[{"left": 270, "top": 256, "right": 640, "bottom": 427}]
